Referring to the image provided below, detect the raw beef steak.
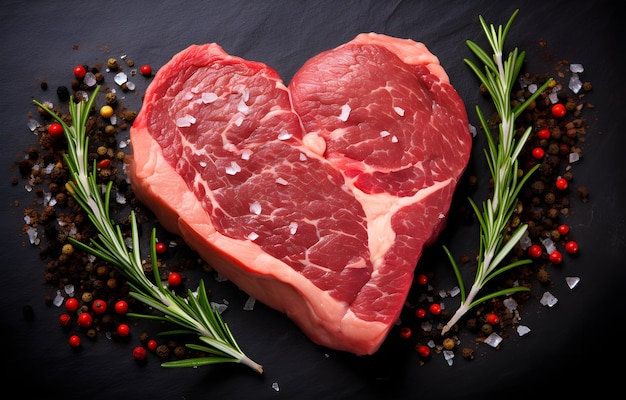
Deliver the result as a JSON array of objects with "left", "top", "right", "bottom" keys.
[{"left": 128, "top": 33, "right": 472, "bottom": 355}]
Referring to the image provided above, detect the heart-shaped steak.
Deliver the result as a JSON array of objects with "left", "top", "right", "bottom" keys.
[{"left": 128, "top": 33, "right": 471, "bottom": 355}]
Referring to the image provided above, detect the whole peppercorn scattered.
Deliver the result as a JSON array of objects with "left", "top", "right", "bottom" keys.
[
  {"left": 48, "top": 123, "right": 64, "bottom": 140},
  {"left": 557, "top": 224, "right": 569, "bottom": 235},
  {"left": 442, "top": 337, "right": 455, "bottom": 350},
  {"left": 416, "top": 345, "right": 431, "bottom": 358},
  {"left": 114, "top": 300, "right": 129, "bottom": 315},
  {"left": 551, "top": 103, "right": 566, "bottom": 118},
  {"left": 549, "top": 250, "right": 563, "bottom": 264},
  {"left": 140, "top": 65, "right": 152, "bottom": 76},
  {"left": 147, "top": 339, "right": 158, "bottom": 351},
  {"left": 565, "top": 241, "right": 579, "bottom": 254},
  {"left": 429, "top": 303, "right": 441, "bottom": 316},
  {"left": 117, "top": 323, "right": 130, "bottom": 337},
  {"left": 537, "top": 129, "right": 551, "bottom": 139},
  {"left": 77, "top": 312, "right": 93, "bottom": 328},
  {"left": 73, "top": 65, "right": 86, "bottom": 79},
  {"left": 168, "top": 272, "right": 182, "bottom": 287},
  {"left": 416, "top": 273, "right": 428, "bottom": 285},
  {"left": 528, "top": 244, "right": 543, "bottom": 258},
  {"left": 133, "top": 346, "right": 147, "bottom": 361},
  {"left": 69, "top": 335, "right": 81, "bottom": 348},
  {"left": 107, "top": 58, "right": 119, "bottom": 70},
  {"left": 415, "top": 308, "right": 427, "bottom": 319},
  {"left": 487, "top": 313, "right": 500, "bottom": 325},
  {"left": 97, "top": 159, "right": 111, "bottom": 169},
  {"left": 65, "top": 297, "right": 80, "bottom": 313},
  {"left": 555, "top": 177, "right": 568, "bottom": 190},
  {"left": 100, "top": 105, "right": 114, "bottom": 118},
  {"left": 58, "top": 313, "right": 71, "bottom": 327},
  {"left": 155, "top": 242, "right": 167, "bottom": 255},
  {"left": 531, "top": 147, "right": 545, "bottom": 159},
  {"left": 92, "top": 299, "right": 107, "bottom": 314},
  {"left": 399, "top": 327, "right": 412, "bottom": 339}
]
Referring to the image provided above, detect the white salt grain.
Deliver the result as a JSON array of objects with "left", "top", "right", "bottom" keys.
[
  {"left": 271, "top": 382, "right": 280, "bottom": 392},
  {"left": 391, "top": 136, "right": 398, "bottom": 143},
  {"left": 53, "top": 291, "right": 64, "bottom": 307},
  {"left": 289, "top": 222, "right": 298, "bottom": 235},
  {"left": 517, "top": 325, "right": 531, "bottom": 336},
  {"left": 249, "top": 201, "right": 262, "bottom": 215},
  {"left": 27, "top": 118, "right": 41, "bottom": 132},
  {"left": 484, "top": 332, "right": 503, "bottom": 347},
  {"left": 241, "top": 149, "right": 253, "bottom": 160},
  {"left": 114, "top": 72, "right": 128, "bottom": 86},
  {"left": 570, "top": 63, "right": 584, "bottom": 73},
  {"left": 338, "top": 104, "right": 351, "bottom": 121},
  {"left": 569, "top": 152, "right": 580, "bottom": 163},
  {"left": 247, "top": 232, "right": 259, "bottom": 241},
  {"left": 225, "top": 161, "right": 241, "bottom": 175},
  {"left": 27, "top": 227, "right": 38, "bottom": 244},
  {"left": 568, "top": 74, "right": 582, "bottom": 94},
  {"left": 449, "top": 286, "right": 460, "bottom": 297},
  {"left": 380, "top": 130, "right": 390, "bottom": 138},
  {"left": 278, "top": 130, "right": 292, "bottom": 140},
  {"left": 393, "top": 106, "right": 405, "bottom": 116},
  {"left": 211, "top": 302, "right": 228, "bottom": 314},
  {"left": 540, "top": 291, "right": 558, "bottom": 307},
  {"left": 243, "top": 296, "right": 256, "bottom": 311},
  {"left": 503, "top": 297, "right": 518, "bottom": 312},
  {"left": 276, "top": 177, "right": 288, "bottom": 186},
  {"left": 566, "top": 276, "right": 580, "bottom": 289},
  {"left": 64, "top": 284, "right": 75, "bottom": 295},
  {"left": 83, "top": 72, "right": 97, "bottom": 87}
]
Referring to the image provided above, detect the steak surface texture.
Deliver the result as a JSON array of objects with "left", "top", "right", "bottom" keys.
[{"left": 128, "top": 33, "right": 472, "bottom": 355}]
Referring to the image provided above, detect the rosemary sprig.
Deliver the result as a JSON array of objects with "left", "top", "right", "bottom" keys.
[
  {"left": 441, "top": 10, "right": 553, "bottom": 335},
  {"left": 33, "top": 86, "right": 263, "bottom": 373}
]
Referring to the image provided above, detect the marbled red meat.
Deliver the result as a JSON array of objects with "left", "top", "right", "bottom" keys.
[{"left": 128, "top": 33, "right": 471, "bottom": 355}]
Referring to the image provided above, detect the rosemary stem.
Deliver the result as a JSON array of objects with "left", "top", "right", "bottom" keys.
[{"left": 441, "top": 284, "right": 482, "bottom": 335}]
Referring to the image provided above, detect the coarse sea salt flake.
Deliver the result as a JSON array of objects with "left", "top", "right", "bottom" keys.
[
  {"left": 249, "top": 201, "right": 262, "bottom": 215},
  {"left": 484, "top": 332, "right": 503, "bottom": 347},
  {"left": 225, "top": 161, "right": 241, "bottom": 175},
  {"left": 202, "top": 92, "right": 218, "bottom": 103},
  {"left": 570, "top": 63, "right": 584, "bottom": 73},
  {"left": 569, "top": 152, "right": 580, "bottom": 163},
  {"left": 27, "top": 118, "right": 41, "bottom": 132},
  {"left": 569, "top": 74, "right": 582, "bottom": 94},
  {"left": 449, "top": 286, "right": 460, "bottom": 297},
  {"left": 299, "top": 153, "right": 307, "bottom": 161},
  {"left": 380, "top": 130, "right": 390, "bottom": 138},
  {"left": 114, "top": 72, "right": 128, "bottom": 86},
  {"left": 566, "top": 276, "right": 580, "bottom": 289},
  {"left": 391, "top": 136, "right": 398, "bottom": 143},
  {"left": 540, "top": 291, "right": 558, "bottom": 307},
  {"left": 247, "top": 232, "right": 259, "bottom": 241},
  {"left": 53, "top": 291, "right": 64, "bottom": 307},
  {"left": 278, "top": 130, "right": 292, "bottom": 140},
  {"left": 393, "top": 106, "right": 405, "bottom": 116},
  {"left": 517, "top": 325, "right": 531, "bottom": 336},
  {"left": 289, "top": 222, "right": 298, "bottom": 235},
  {"left": 199, "top": 161, "right": 207, "bottom": 167},
  {"left": 243, "top": 296, "right": 256, "bottom": 311},
  {"left": 272, "top": 382, "right": 280, "bottom": 392},
  {"left": 339, "top": 104, "right": 351, "bottom": 121},
  {"left": 276, "top": 177, "right": 288, "bottom": 186},
  {"left": 241, "top": 149, "right": 253, "bottom": 160}
]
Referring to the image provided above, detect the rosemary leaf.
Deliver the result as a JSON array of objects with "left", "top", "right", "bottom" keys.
[
  {"left": 441, "top": 9, "right": 553, "bottom": 335},
  {"left": 33, "top": 86, "right": 263, "bottom": 374}
]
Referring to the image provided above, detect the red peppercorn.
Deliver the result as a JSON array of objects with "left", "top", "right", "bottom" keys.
[
  {"left": 549, "top": 250, "right": 563, "bottom": 264},
  {"left": 65, "top": 297, "right": 80, "bottom": 313},
  {"left": 415, "top": 308, "right": 427, "bottom": 319},
  {"left": 155, "top": 242, "right": 167, "bottom": 255},
  {"left": 69, "top": 335, "right": 81, "bottom": 347},
  {"left": 132, "top": 346, "right": 147, "bottom": 361},
  {"left": 117, "top": 323, "right": 130, "bottom": 337},
  {"left": 556, "top": 177, "right": 568, "bottom": 190},
  {"left": 557, "top": 224, "right": 569, "bottom": 235},
  {"left": 565, "top": 241, "right": 579, "bottom": 254},
  {"left": 58, "top": 313, "right": 72, "bottom": 327},
  {"left": 416, "top": 274, "right": 428, "bottom": 285},
  {"left": 114, "top": 300, "right": 129, "bottom": 315},
  {"left": 77, "top": 312, "right": 93, "bottom": 328},
  {"left": 531, "top": 147, "right": 545, "bottom": 159},
  {"left": 48, "top": 123, "right": 64, "bottom": 140},
  {"left": 417, "top": 344, "right": 431, "bottom": 358},
  {"left": 551, "top": 103, "right": 566, "bottom": 118},
  {"left": 147, "top": 339, "right": 158, "bottom": 351},
  {"left": 487, "top": 313, "right": 500, "bottom": 325},
  {"left": 537, "top": 129, "right": 551, "bottom": 139},
  {"left": 139, "top": 65, "right": 152, "bottom": 76},
  {"left": 92, "top": 299, "right": 107, "bottom": 314},
  {"left": 168, "top": 272, "right": 182, "bottom": 287},
  {"left": 429, "top": 303, "right": 441, "bottom": 316},
  {"left": 73, "top": 65, "right": 86, "bottom": 79},
  {"left": 97, "top": 159, "right": 111, "bottom": 169},
  {"left": 399, "top": 327, "right": 412, "bottom": 339},
  {"left": 528, "top": 244, "right": 542, "bottom": 259}
]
